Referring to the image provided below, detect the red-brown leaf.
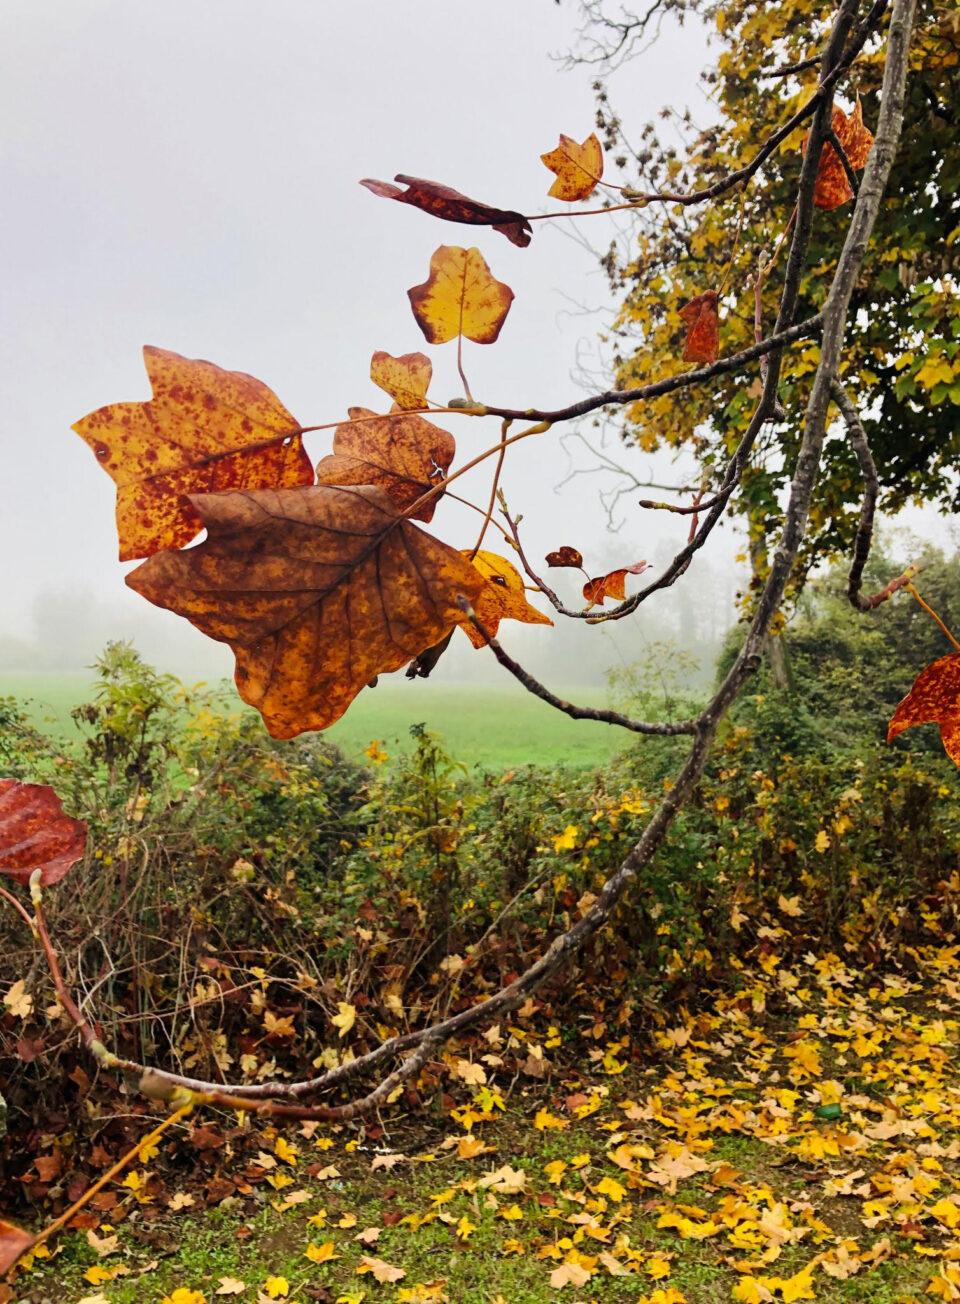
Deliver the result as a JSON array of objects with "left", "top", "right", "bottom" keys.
[
  {"left": 0, "top": 779, "right": 87, "bottom": 887},
  {"left": 582, "top": 561, "right": 648, "bottom": 609},
  {"left": 0, "top": 1217, "right": 35, "bottom": 1277},
  {"left": 678, "top": 290, "right": 719, "bottom": 365},
  {"left": 545, "top": 546, "right": 584, "bottom": 569},
  {"left": 888, "top": 654, "right": 960, "bottom": 766},
  {"left": 360, "top": 175, "right": 531, "bottom": 248}
]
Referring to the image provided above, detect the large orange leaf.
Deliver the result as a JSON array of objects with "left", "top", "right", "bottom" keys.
[
  {"left": 360, "top": 175, "right": 531, "bottom": 248},
  {"left": 540, "top": 133, "right": 604, "bottom": 201},
  {"left": 460, "top": 551, "right": 552, "bottom": 648},
  {"left": 0, "top": 1217, "right": 35, "bottom": 1277},
  {"left": 126, "top": 486, "right": 485, "bottom": 738},
  {"left": 370, "top": 351, "right": 432, "bottom": 411},
  {"left": 0, "top": 778, "right": 87, "bottom": 887},
  {"left": 408, "top": 247, "right": 514, "bottom": 346},
  {"left": 583, "top": 561, "right": 648, "bottom": 610},
  {"left": 888, "top": 654, "right": 960, "bottom": 766},
  {"left": 314, "top": 406, "right": 455, "bottom": 523},
  {"left": 73, "top": 347, "right": 313, "bottom": 561},
  {"left": 678, "top": 291, "right": 719, "bottom": 364},
  {"left": 802, "top": 100, "right": 874, "bottom": 211}
]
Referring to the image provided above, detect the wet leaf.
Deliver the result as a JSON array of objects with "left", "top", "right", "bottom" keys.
[
  {"left": 803, "top": 100, "right": 874, "bottom": 211},
  {"left": 0, "top": 1217, "right": 34, "bottom": 1276},
  {"left": 360, "top": 175, "right": 531, "bottom": 247},
  {"left": 540, "top": 133, "right": 604, "bottom": 201},
  {"left": 73, "top": 347, "right": 313, "bottom": 561},
  {"left": 315, "top": 407, "right": 454, "bottom": 523},
  {"left": 126, "top": 486, "right": 484, "bottom": 738},
  {"left": 678, "top": 291, "right": 720, "bottom": 365},
  {"left": 370, "top": 352, "right": 433, "bottom": 411},
  {"left": 582, "top": 561, "right": 648, "bottom": 609},
  {"left": 408, "top": 247, "right": 514, "bottom": 346},
  {"left": 545, "top": 546, "right": 584, "bottom": 569},
  {"left": 0, "top": 778, "right": 87, "bottom": 886},
  {"left": 888, "top": 654, "right": 960, "bottom": 766},
  {"left": 460, "top": 551, "right": 552, "bottom": 648}
]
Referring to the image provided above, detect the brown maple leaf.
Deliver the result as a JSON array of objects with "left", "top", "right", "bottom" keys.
[
  {"left": 540, "top": 133, "right": 604, "bottom": 202},
  {"left": 126, "top": 486, "right": 485, "bottom": 738},
  {"left": 360, "top": 175, "right": 531, "bottom": 247},
  {"left": 314, "top": 406, "right": 455, "bottom": 523},
  {"left": 888, "top": 654, "right": 960, "bottom": 766},
  {"left": 73, "top": 347, "right": 313, "bottom": 560},
  {"left": 678, "top": 290, "right": 720, "bottom": 365},
  {"left": 582, "top": 561, "right": 648, "bottom": 609},
  {"left": 460, "top": 551, "right": 552, "bottom": 648},
  {"left": 0, "top": 779, "right": 87, "bottom": 887},
  {"left": 545, "top": 546, "right": 584, "bottom": 569},
  {"left": 802, "top": 100, "right": 875, "bottom": 211}
]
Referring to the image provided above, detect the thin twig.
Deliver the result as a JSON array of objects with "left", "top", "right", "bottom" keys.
[{"left": 469, "top": 420, "right": 515, "bottom": 560}]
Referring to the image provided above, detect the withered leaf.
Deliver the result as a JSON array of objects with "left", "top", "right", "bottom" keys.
[
  {"left": 73, "top": 347, "right": 313, "bottom": 561},
  {"left": 126, "top": 486, "right": 485, "bottom": 738},
  {"left": 460, "top": 551, "right": 552, "bottom": 648},
  {"left": 408, "top": 246, "right": 514, "bottom": 346},
  {"left": 888, "top": 654, "right": 960, "bottom": 766},
  {"left": 803, "top": 100, "right": 875, "bottom": 211},
  {"left": 0, "top": 779, "right": 87, "bottom": 887},
  {"left": 370, "top": 351, "right": 432, "bottom": 411},
  {"left": 540, "top": 133, "right": 604, "bottom": 202},
  {"left": 0, "top": 1217, "right": 35, "bottom": 1276},
  {"left": 545, "top": 546, "right": 584, "bottom": 569},
  {"left": 360, "top": 175, "right": 531, "bottom": 248},
  {"left": 582, "top": 560, "right": 648, "bottom": 609},
  {"left": 678, "top": 290, "right": 720, "bottom": 365},
  {"left": 314, "top": 406, "right": 455, "bottom": 523}
]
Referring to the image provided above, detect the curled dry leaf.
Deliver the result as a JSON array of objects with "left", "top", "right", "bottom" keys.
[
  {"left": 582, "top": 561, "right": 648, "bottom": 610},
  {"left": 0, "top": 1217, "right": 35, "bottom": 1277},
  {"left": 0, "top": 778, "right": 88, "bottom": 887},
  {"left": 314, "top": 406, "right": 455, "bottom": 523},
  {"left": 73, "top": 347, "right": 313, "bottom": 561},
  {"left": 360, "top": 175, "right": 531, "bottom": 248},
  {"left": 545, "top": 546, "right": 584, "bottom": 569},
  {"left": 126, "top": 486, "right": 485, "bottom": 738},
  {"left": 679, "top": 290, "right": 720, "bottom": 365},
  {"left": 802, "top": 100, "right": 874, "bottom": 211},
  {"left": 888, "top": 654, "right": 960, "bottom": 766},
  {"left": 460, "top": 551, "right": 553, "bottom": 648},
  {"left": 408, "top": 246, "right": 514, "bottom": 346},
  {"left": 370, "top": 351, "right": 433, "bottom": 411},
  {"left": 540, "top": 133, "right": 604, "bottom": 202}
]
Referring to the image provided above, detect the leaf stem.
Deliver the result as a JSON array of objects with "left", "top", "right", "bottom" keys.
[{"left": 905, "top": 583, "right": 960, "bottom": 652}]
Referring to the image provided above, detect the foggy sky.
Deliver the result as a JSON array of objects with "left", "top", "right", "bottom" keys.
[{"left": 1, "top": 0, "right": 741, "bottom": 681}]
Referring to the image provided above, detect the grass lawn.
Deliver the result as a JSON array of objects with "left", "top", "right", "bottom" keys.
[{"left": 0, "top": 673, "right": 627, "bottom": 771}]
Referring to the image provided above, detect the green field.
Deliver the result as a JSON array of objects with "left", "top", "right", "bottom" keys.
[{"left": 0, "top": 672, "right": 628, "bottom": 771}]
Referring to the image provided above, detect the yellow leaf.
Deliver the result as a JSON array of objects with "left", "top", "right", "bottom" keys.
[
  {"left": 162, "top": 1291, "right": 207, "bottom": 1304},
  {"left": 815, "top": 830, "right": 831, "bottom": 853},
  {"left": 306, "top": 1241, "right": 339, "bottom": 1264},
  {"left": 2, "top": 980, "right": 33, "bottom": 1020},
  {"left": 274, "top": 1136, "right": 299, "bottom": 1165},
  {"left": 370, "top": 351, "right": 432, "bottom": 411},
  {"left": 332, "top": 1002, "right": 357, "bottom": 1038},
  {"left": 408, "top": 246, "right": 513, "bottom": 346},
  {"left": 540, "top": 133, "right": 604, "bottom": 201},
  {"left": 552, "top": 825, "right": 578, "bottom": 852},
  {"left": 595, "top": 1175, "right": 627, "bottom": 1203},
  {"left": 534, "top": 1108, "right": 568, "bottom": 1131},
  {"left": 263, "top": 1279, "right": 290, "bottom": 1299}
]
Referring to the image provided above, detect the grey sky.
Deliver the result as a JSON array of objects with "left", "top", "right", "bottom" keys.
[{"left": 1, "top": 0, "right": 745, "bottom": 681}]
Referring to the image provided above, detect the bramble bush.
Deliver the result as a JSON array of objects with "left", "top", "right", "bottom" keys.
[{"left": 4, "top": 555, "right": 960, "bottom": 1127}]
